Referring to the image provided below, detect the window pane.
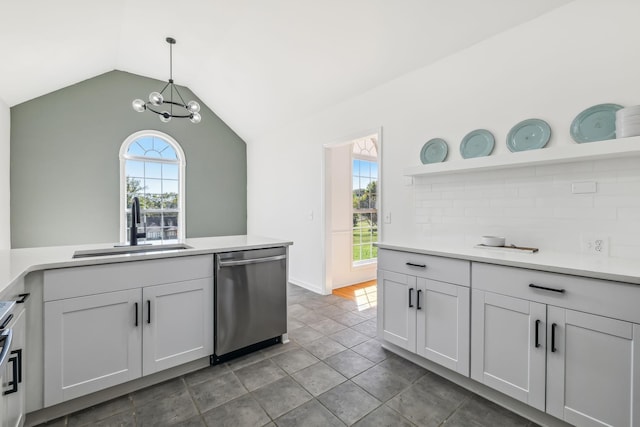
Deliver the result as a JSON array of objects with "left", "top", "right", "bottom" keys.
[
  {"left": 152, "top": 138, "right": 169, "bottom": 153},
  {"left": 145, "top": 162, "right": 162, "bottom": 179},
  {"left": 163, "top": 192, "right": 178, "bottom": 209},
  {"left": 145, "top": 178, "right": 162, "bottom": 194},
  {"left": 144, "top": 150, "right": 163, "bottom": 159},
  {"left": 158, "top": 143, "right": 177, "bottom": 160},
  {"left": 163, "top": 179, "right": 178, "bottom": 194},
  {"left": 126, "top": 160, "right": 145, "bottom": 178},
  {"left": 143, "top": 212, "right": 162, "bottom": 241},
  {"left": 136, "top": 137, "right": 154, "bottom": 152},
  {"left": 127, "top": 142, "right": 146, "bottom": 156},
  {"left": 162, "top": 163, "right": 179, "bottom": 180},
  {"left": 353, "top": 159, "right": 360, "bottom": 176},
  {"left": 371, "top": 162, "right": 378, "bottom": 179}
]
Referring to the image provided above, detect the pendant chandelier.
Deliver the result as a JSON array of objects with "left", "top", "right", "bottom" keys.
[{"left": 132, "top": 37, "right": 201, "bottom": 124}]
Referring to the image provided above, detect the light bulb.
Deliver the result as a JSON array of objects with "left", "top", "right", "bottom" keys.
[
  {"left": 160, "top": 112, "right": 171, "bottom": 123},
  {"left": 132, "top": 99, "right": 146, "bottom": 112},
  {"left": 187, "top": 100, "right": 200, "bottom": 113},
  {"left": 149, "top": 92, "right": 164, "bottom": 106},
  {"left": 190, "top": 112, "right": 202, "bottom": 124}
]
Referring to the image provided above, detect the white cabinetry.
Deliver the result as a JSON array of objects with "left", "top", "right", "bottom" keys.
[
  {"left": 2, "top": 300, "right": 27, "bottom": 427},
  {"left": 44, "top": 289, "right": 142, "bottom": 404},
  {"left": 378, "top": 249, "right": 470, "bottom": 376},
  {"left": 471, "top": 262, "right": 640, "bottom": 427},
  {"left": 43, "top": 255, "right": 213, "bottom": 407}
]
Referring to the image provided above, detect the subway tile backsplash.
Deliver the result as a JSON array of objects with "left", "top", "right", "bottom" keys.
[{"left": 413, "top": 158, "right": 640, "bottom": 259}]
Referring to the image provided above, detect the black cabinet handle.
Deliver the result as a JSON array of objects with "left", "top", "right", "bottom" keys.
[
  {"left": 13, "top": 349, "right": 22, "bottom": 383},
  {"left": 16, "top": 293, "right": 30, "bottom": 304},
  {"left": 416, "top": 290, "right": 422, "bottom": 310},
  {"left": 134, "top": 302, "right": 139, "bottom": 327},
  {"left": 0, "top": 314, "right": 13, "bottom": 330},
  {"left": 551, "top": 323, "right": 557, "bottom": 353},
  {"left": 3, "top": 354, "right": 18, "bottom": 395},
  {"left": 408, "top": 288, "right": 414, "bottom": 308},
  {"left": 147, "top": 300, "right": 151, "bottom": 324},
  {"left": 406, "top": 262, "right": 427, "bottom": 268},
  {"left": 529, "top": 283, "right": 565, "bottom": 294},
  {"left": 535, "top": 320, "right": 540, "bottom": 348}
]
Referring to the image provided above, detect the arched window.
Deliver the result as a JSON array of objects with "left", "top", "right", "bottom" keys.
[
  {"left": 119, "top": 130, "right": 186, "bottom": 243},
  {"left": 352, "top": 136, "right": 378, "bottom": 264}
]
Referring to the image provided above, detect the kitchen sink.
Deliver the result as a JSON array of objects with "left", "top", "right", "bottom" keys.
[{"left": 72, "top": 243, "right": 193, "bottom": 258}]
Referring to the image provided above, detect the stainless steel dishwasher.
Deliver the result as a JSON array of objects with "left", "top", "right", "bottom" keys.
[{"left": 213, "top": 247, "right": 287, "bottom": 362}]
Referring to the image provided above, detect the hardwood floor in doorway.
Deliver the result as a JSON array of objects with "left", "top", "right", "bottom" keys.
[{"left": 332, "top": 280, "right": 377, "bottom": 311}]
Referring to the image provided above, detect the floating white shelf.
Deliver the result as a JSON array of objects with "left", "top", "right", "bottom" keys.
[{"left": 404, "top": 135, "right": 640, "bottom": 177}]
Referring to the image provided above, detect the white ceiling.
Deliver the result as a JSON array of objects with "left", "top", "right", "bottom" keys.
[{"left": 1, "top": 0, "right": 573, "bottom": 142}]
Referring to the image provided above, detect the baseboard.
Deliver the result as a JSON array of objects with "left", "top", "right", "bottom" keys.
[
  {"left": 380, "top": 341, "right": 572, "bottom": 427},
  {"left": 289, "top": 277, "right": 324, "bottom": 294}
]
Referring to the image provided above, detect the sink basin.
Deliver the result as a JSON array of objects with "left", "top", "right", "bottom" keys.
[{"left": 72, "top": 243, "right": 193, "bottom": 259}]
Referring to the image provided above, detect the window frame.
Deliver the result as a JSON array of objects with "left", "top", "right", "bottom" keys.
[
  {"left": 119, "top": 130, "right": 186, "bottom": 243},
  {"left": 351, "top": 149, "right": 378, "bottom": 267}
]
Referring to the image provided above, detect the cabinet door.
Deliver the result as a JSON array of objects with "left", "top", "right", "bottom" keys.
[
  {"left": 44, "top": 289, "right": 142, "bottom": 406},
  {"left": 416, "top": 279, "right": 469, "bottom": 376},
  {"left": 547, "top": 307, "right": 640, "bottom": 427},
  {"left": 378, "top": 270, "right": 416, "bottom": 352},
  {"left": 142, "top": 278, "right": 213, "bottom": 375},
  {"left": 3, "top": 307, "right": 26, "bottom": 427},
  {"left": 471, "top": 290, "right": 546, "bottom": 411}
]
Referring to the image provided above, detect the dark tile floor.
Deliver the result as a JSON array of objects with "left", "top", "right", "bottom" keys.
[{"left": 42, "top": 283, "right": 537, "bottom": 426}]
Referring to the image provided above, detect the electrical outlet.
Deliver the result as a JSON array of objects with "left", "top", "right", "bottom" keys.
[{"left": 581, "top": 234, "right": 609, "bottom": 256}]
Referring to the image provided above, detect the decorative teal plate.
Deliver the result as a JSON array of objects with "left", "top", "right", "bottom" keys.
[
  {"left": 507, "top": 119, "right": 551, "bottom": 152},
  {"left": 460, "top": 129, "right": 495, "bottom": 158},
  {"left": 570, "top": 103, "right": 623, "bottom": 143},
  {"left": 420, "top": 138, "right": 448, "bottom": 164}
]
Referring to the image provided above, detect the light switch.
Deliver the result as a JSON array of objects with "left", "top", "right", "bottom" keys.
[
  {"left": 403, "top": 176, "right": 414, "bottom": 186},
  {"left": 572, "top": 181, "right": 597, "bottom": 194},
  {"left": 307, "top": 210, "right": 314, "bottom": 221},
  {"left": 384, "top": 212, "right": 391, "bottom": 224}
]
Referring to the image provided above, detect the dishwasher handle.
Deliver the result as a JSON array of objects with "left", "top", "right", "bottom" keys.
[
  {"left": 218, "top": 254, "right": 286, "bottom": 268},
  {"left": 0, "top": 329, "right": 13, "bottom": 372}
]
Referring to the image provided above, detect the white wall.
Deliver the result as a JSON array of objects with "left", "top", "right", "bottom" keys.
[
  {"left": 0, "top": 98, "right": 9, "bottom": 249},
  {"left": 248, "top": 0, "right": 640, "bottom": 291}
]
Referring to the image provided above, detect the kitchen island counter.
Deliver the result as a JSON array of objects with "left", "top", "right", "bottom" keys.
[{"left": 0, "top": 235, "right": 292, "bottom": 296}]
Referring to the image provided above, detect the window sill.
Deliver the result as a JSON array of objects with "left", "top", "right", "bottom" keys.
[{"left": 352, "top": 259, "right": 377, "bottom": 268}]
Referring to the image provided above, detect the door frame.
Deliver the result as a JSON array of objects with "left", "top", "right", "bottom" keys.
[{"left": 321, "top": 127, "right": 383, "bottom": 295}]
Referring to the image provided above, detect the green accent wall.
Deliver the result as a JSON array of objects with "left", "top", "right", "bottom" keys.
[{"left": 10, "top": 70, "right": 247, "bottom": 248}]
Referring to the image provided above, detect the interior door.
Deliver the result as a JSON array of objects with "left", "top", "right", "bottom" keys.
[
  {"left": 547, "top": 307, "right": 640, "bottom": 427},
  {"left": 471, "top": 290, "right": 546, "bottom": 411},
  {"left": 416, "top": 278, "right": 469, "bottom": 376}
]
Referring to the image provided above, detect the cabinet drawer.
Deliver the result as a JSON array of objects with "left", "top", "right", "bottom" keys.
[
  {"left": 472, "top": 262, "right": 640, "bottom": 324},
  {"left": 378, "top": 249, "right": 470, "bottom": 286},
  {"left": 44, "top": 255, "right": 214, "bottom": 301}
]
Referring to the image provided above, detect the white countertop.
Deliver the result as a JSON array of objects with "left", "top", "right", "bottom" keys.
[
  {"left": 0, "top": 235, "right": 293, "bottom": 296},
  {"left": 376, "top": 241, "right": 640, "bottom": 285}
]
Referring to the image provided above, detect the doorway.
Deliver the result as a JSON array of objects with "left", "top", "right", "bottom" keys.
[{"left": 322, "top": 130, "right": 381, "bottom": 296}]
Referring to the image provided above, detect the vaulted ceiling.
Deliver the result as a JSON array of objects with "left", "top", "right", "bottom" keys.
[{"left": 1, "top": 0, "right": 572, "bottom": 142}]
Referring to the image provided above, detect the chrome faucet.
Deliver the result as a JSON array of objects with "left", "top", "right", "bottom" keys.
[{"left": 130, "top": 197, "right": 146, "bottom": 246}]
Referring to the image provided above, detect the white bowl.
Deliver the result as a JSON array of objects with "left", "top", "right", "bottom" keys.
[
  {"left": 616, "top": 116, "right": 640, "bottom": 126},
  {"left": 617, "top": 105, "right": 640, "bottom": 116},
  {"left": 617, "top": 124, "right": 640, "bottom": 132},
  {"left": 481, "top": 236, "right": 505, "bottom": 247},
  {"left": 618, "top": 129, "right": 640, "bottom": 138}
]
